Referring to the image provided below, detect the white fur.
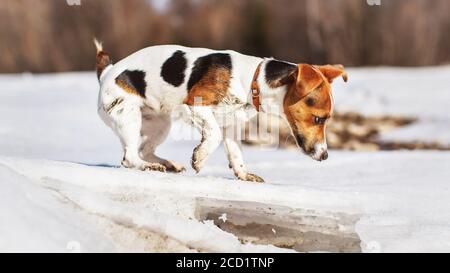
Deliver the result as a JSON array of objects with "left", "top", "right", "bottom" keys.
[
  {"left": 224, "top": 138, "right": 247, "bottom": 178},
  {"left": 97, "top": 45, "right": 291, "bottom": 180},
  {"left": 93, "top": 38, "right": 103, "bottom": 53},
  {"left": 312, "top": 141, "right": 328, "bottom": 161}
]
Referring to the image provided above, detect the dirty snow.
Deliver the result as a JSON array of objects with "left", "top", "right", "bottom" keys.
[{"left": 0, "top": 68, "right": 449, "bottom": 253}]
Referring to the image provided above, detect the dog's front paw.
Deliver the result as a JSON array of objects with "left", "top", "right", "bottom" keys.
[
  {"left": 143, "top": 163, "right": 166, "bottom": 173},
  {"left": 238, "top": 173, "right": 265, "bottom": 183},
  {"left": 191, "top": 158, "right": 202, "bottom": 173}
]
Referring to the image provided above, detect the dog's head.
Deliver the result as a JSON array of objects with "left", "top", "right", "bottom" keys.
[{"left": 282, "top": 64, "right": 347, "bottom": 161}]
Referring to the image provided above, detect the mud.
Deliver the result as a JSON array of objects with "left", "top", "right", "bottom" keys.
[{"left": 195, "top": 198, "right": 362, "bottom": 253}]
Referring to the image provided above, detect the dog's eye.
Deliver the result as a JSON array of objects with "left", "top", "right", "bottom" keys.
[{"left": 313, "top": 116, "right": 327, "bottom": 125}]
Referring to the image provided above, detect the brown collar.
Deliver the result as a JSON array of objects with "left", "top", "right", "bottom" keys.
[{"left": 251, "top": 62, "right": 263, "bottom": 111}]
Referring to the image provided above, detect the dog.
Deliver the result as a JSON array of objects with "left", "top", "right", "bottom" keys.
[{"left": 94, "top": 40, "right": 347, "bottom": 182}]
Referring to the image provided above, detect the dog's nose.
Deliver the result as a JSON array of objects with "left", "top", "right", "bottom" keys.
[{"left": 321, "top": 151, "right": 328, "bottom": 161}]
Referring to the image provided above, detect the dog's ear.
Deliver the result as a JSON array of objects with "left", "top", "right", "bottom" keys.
[
  {"left": 315, "top": 64, "right": 348, "bottom": 83},
  {"left": 295, "top": 64, "right": 324, "bottom": 99}
]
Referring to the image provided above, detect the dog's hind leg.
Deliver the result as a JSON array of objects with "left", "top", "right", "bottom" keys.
[
  {"left": 142, "top": 152, "right": 186, "bottom": 173},
  {"left": 99, "top": 95, "right": 166, "bottom": 172},
  {"left": 139, "top": 109, "right": 186, "bottom": 173}
]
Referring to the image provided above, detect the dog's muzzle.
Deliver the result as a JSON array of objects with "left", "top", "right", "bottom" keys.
[{"left": 311, "top": 142, "right": 328, "bottom": 162}]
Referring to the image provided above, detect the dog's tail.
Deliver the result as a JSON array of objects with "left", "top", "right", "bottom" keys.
[{"left": 94, "top": 38, "right": 112, "bottom": 80}]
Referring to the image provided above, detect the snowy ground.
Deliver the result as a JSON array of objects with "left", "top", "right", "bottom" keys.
[{"left": 0, "top": 67, "right": 449, "bottom": 253}]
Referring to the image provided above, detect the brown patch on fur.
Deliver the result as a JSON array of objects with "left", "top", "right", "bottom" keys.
[
  {"left": 184, "top": 67, "right": 231, "bottom": 106},
  {"left": 296, "top": 64, "right": 325, "bottom": 99},
  {"left": 315, "top": 64, "right": 348, "bottom": 83},
  {"left": 96, "top": 51, "right": 111, "bottom": 79},
  {"left": 115, "top": 78, "right": 141, "bottom": 97},
  {"left": 283, "top": 64, "right": 335, "bottom": 153}
]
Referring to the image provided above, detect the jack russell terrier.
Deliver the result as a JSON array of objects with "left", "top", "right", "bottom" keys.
[{"left": 94, "top": 40, "right": 347, "bottom": 182}]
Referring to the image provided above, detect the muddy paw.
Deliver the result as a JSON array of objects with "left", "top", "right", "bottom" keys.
[
  {"left": 191, "top": 148, "right": 203, "bottom": 173},
  {"left": 239, "top": 173, "right": 265, "bottom": 183},
  {"left": 166, "top": 164, "right": 186, "bottom": 173},
  {"left": 143, "top": 163, "right": 166, "bottom": 173},
  {"left": 191, "top": 159, "right": 201, "bottom": 173}
]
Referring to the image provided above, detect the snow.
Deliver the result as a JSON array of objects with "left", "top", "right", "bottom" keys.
[
  {"left": 333, "top": 66, "right": 450, "bottom": 118},
  {"left": 0, "top": 72, "right": 120, "bottom": 164},
  {"left": 0, "top": 164, "right": 115, "bottom": 252},
  {"left": 0, "top": 68, "right": 449, "bottom": 252}
]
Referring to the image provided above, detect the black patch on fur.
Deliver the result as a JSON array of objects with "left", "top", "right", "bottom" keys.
[
  {"left": 295, "top": 133, "right": 307, "bottom": 151},
  {"left": 306, "top": 97, "right": 315, "bottom": 107},
  {"left": 161, "top": 50, "right": 187, "bottom": 87},
  {"left": 105, "top": 97, "right": 124, "bottom": 114},
  {"left": 187, "top": 53, "right": 232, "bottom": 91},
  {"left": 265, "top": 60, "right": 297, "bottom": 86},
  {"left": 115, "top": 70, "right": 147, "bottom": 98}
]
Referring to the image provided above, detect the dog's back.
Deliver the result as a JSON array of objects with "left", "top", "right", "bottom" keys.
[{"left": 96, "top": 44, "right": 261, "bottom": 113}]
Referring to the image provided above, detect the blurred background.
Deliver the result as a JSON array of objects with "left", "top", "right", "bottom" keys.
[
  {"left": 0, "top": 0, "right": 449, "bottom": 155},
  {"left": 1, "top": 0, "right": 450, "bottom": 73}
]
